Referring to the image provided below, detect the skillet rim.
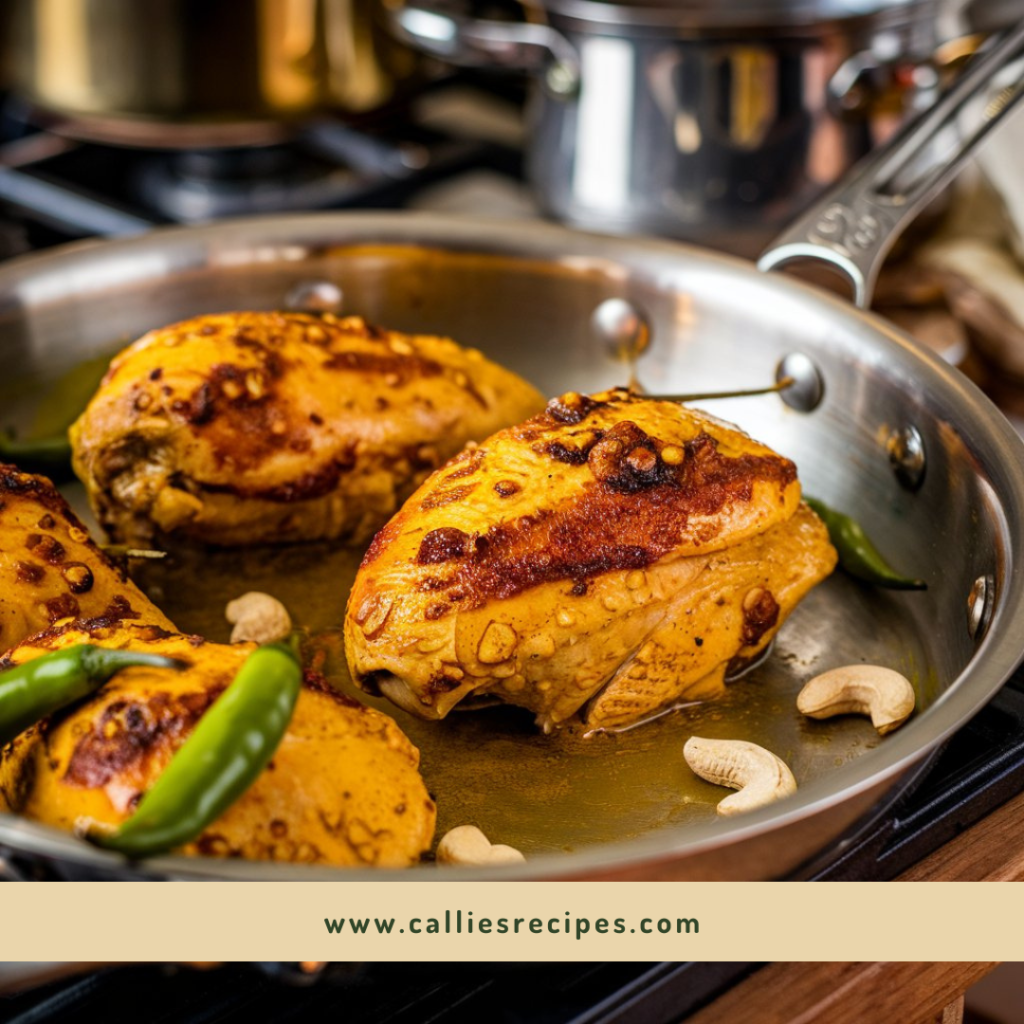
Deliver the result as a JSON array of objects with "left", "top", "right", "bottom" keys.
[{"left": 0, "top": 210, "right": 1022, "bottom": 881}]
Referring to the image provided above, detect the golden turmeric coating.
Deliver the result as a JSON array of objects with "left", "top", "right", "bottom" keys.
[
  {"left": 0, "top": 466, "right": 435, "bottom": 866},
  {"left": 0, "top": 465, "right": 173, "bottom": 645},
  {"left": 346, "top": 389, "right": 837, "bottom": 731},
  {"left": 0, "top": 623, "right": 434, "bottom": 867},
  {"left": 69, "top": 312, "right": 544, "bottom": 547}
]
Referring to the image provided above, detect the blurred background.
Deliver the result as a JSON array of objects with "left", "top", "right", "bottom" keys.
[{"left": 2, "top": 0, "right": 1024, "bottom": 417}]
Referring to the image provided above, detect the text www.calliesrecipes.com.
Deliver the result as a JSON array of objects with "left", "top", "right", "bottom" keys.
[{"left": 324, "top": 910, "right": 698, "bottom": 940}]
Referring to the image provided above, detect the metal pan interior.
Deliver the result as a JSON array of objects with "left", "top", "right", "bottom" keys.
[{"left": 1, "top": 212, "right": 1022, "bottom": 881}]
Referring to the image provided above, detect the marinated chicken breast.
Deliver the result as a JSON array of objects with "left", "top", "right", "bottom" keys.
[
  {"left": 0, "top": 622, "right": 434, "bottom": 867},
  {"left": 0, "top": 464, "right": 174, "bottom": 644},
  {"left": 70, "top": 312, "right": 544, "bottom": 547},
  {"left": 0, "top": 466, "right": 435, "bottom": 866},
  {"left": 346, "top": 389, "right": 837, "bottom": 731}
]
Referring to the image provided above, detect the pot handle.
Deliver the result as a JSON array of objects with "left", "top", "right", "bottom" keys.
[
  {"left": 758, "top": 21, "right": 1024, "bottom": 309},
  {"left": 386, "top": 3, "right": 580, "bottom": 95}
]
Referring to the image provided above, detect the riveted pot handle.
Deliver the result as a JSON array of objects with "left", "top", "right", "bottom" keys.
[
  {"left": 386, "top": 3, "right": 580, "bottom": 96},
  {"left": 759, "top": 21, "right": 1024, "bottom": 309}
]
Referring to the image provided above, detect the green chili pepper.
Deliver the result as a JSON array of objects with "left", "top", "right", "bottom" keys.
[
  {"left": 30, "top": 352, "right": 111, "bottom": 439},
  {"left": 0, "top": 645, "right": 186, "bottom": 747},
  {"left": 2, "top": 350, "right": 111, "bottom": 479},
  {"left": 93, "top": 640, "right": 303, "bottom": 859},
  {"left": 806, "top": 496, "right": 927, "bottom": 591},
  {"left": 0, "top": 433, "right": 74, "bottom": 480}
]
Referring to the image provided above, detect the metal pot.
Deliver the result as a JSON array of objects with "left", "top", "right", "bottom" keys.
[
  {"left": 389, "top": 0, "right": 951, "bottom": 255},
  {"left": 2, "top": 0, "right": 421, "bottom": 147},
  {"left": 0, "top": 27, "right": 1023, "bottom": 882}
]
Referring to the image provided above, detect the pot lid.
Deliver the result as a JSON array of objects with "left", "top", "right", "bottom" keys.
[{"left": 526, "top": 0, "right": 935, "bottom": 29}]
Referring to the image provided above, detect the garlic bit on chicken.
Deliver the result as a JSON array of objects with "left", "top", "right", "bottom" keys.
[
  {"left": 436, "top": 825, "right": 525, "bottom": 866},
  {"left": 225, "top": 591, "right": 292, "bottom": 645},
  {"left": 683, "top": 736, "right": 797, "bottom": 816},
  {"left": 797, "top": 664, "right": 916, "bottom": 736}
]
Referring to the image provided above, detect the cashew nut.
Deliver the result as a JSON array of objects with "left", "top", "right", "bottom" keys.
[
  {"left": 683, "top": 737, "right": 797, "bottom": 816},
  {"left": 797, "top": 664, "right": 915, "bottom": 735},
  {"left": 225, "top": 591, "right": 292, "bottom": 644},
  {"left": 436, "top": 825, "right": 525, "bottom": 866}
]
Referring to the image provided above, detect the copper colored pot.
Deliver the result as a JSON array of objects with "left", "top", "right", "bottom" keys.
[{"left": 3, "top": 0, "right": 421, "bottom": 147}]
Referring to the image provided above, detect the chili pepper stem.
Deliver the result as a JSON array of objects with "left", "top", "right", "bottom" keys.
[
  {"left": 77, "top": 647, "right": 188, "bottom": 678},
  {"left": 643, "top": 377, "right": 796, "bottom": 404},
  {"left": 0, "top": 645, "right": 187, "bottom": 748}
]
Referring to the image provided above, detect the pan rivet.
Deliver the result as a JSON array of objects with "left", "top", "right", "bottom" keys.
[
  {"left": 775, "top": 353, "right": 823, "bottom": 412},
  {"left": 887, "top": 426, "right": 926, "bottom": 491},
  {"left": 592, "top": 298, "right": 652, "bottom": 367},
  {"left": 967, "top": 575, "right": 994, "bottom": 642},
  {"left": 284, "top": 280, "right": 343, "bottom": 313}
]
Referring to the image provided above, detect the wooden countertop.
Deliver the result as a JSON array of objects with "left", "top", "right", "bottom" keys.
[
  {"left": 687, "top": 962, "right": 999, "bottom": 1024},
  {"left": 680, "top": 794, "right": 1024, "bottom": 1021},
  {"left": 898, "top": 789, "right": 1024, "bottom": 881}
]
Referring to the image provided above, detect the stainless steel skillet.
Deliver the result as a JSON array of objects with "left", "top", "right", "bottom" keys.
[{"left": 2, "top": 28, "right": 1024, "bottom": 882}]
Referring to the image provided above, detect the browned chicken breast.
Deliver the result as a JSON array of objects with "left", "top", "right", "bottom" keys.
[
  {"left": 70, "top": 312, "right": 544, "bottom": 547},
  {"left": 0, "top": 466, "right": 435, "bottom": 867},
  {"left": 0, "top": 622, "right": 434, "bottom": 867},
  {"left": 0, "top": 465, "right": 174, "bottom": 644},
  {"left": 345, "top": 389, "right": 838, "bottom": 732}
]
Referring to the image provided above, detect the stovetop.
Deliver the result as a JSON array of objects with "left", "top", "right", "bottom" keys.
[
  {"left": 0, "top": 77, "right": 535, "bottom": 255},
  {"left": 0, "top": 962, "right": 763, "bottom": 1024}
]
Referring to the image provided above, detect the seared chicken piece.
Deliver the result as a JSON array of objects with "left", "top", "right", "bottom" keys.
[
  {"left": 70, "top": 312, "right": 544, "bottom": 547},
  {"left": 0, "top": 464, "right": 173, "bottom": 645},
  {"left": 346, "top": 389, "right": 837, "bottom": 731},
  {"left": 0, "top": 467, "right": 435, "bottom": 866},
  {"left": 0, "top": 622, "right": 434, "bottom": 867}
]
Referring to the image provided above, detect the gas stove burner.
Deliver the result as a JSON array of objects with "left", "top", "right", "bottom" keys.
[
  {"left": 133, "top": 144, "right": 361, "bottom": 222},
  {"left": 0, "top": 102, "right": 511, "bottom": 234},
  {"left": 26, "top": 107, "right": 296, "bottom": 151},
  {"left": 129, "top": 121, "right": 439, "bottom": 222},
  {"left": 0, "top": 81, "right": 524, "bottom": 239},
  {"left": 7, "top": 66, "right": 463, "bottom": 154}
]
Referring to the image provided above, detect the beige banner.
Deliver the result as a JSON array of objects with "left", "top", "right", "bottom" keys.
[{"left": 0, "top": 881, "right": 1020, "bottom": 961}]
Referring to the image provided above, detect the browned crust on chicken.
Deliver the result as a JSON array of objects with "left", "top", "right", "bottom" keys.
[
  {"left": 0, "top": 467, "right": 436, "bottom": 865},
  {"left": 0, "top": 622, "right": 436, "bottom": 867},
  {"left": 393, "top": 433, "right": 792, "bottom": 608},
  {"left": 346, "top": 390, "right": 835, "bottom": 730},
  {"left": 69, "top": 312, "right": 544, "bottom": 547},
  {"left": 0, "top": 464, "right": 173, "bottom": 648},
  {"left": 361, "top": 389, "right": 799, "bottom": 606}
]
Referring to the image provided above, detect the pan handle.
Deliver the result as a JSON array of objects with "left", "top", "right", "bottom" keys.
[{"left": 758, "top": 21, "right": 1024, "bottom": 309}]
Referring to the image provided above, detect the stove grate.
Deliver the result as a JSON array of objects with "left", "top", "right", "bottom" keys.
[{"left": 0, "top": 963, "right": 761, "bottom": 1024}]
